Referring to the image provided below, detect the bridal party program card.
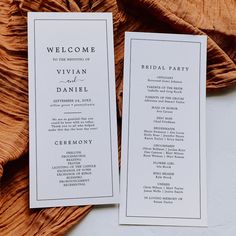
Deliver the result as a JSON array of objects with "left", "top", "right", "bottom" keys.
[
  {"left": 28, "top": 13, "right": 119, "bottom": 208},
  {"left": 120, "top": 32, "right": 207, "bottom": 226}
]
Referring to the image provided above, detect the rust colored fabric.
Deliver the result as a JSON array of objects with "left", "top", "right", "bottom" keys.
[
  {"left": 0, "top": 0, "right": 235, "bottom": 235},
  {"left": 118, "top": 0, "right": 236, "bottom": 91}
]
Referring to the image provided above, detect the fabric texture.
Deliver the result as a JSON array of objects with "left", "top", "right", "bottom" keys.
[{"left": 0, "top": 0, "right": 235, "bottom": 235}]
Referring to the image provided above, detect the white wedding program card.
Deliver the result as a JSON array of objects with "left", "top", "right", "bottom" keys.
[
  {"left": 120, "top": 32, "right": 207, "bottom": 226},
  {"left": 28, "top": 13, "right": 119, "bottom": 208}
]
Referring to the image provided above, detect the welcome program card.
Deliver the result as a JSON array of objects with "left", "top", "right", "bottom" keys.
[
  {"left": 120, "top": 32, "right": 207, "bottom": 226},
  {"left": 28, "top": 12, "right": 119, "bottom": 208}
]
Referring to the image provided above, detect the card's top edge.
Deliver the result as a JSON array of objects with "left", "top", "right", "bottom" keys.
[
  {"left": 125, "top": 31, "right": 207, "bottom": 42},
  {"left": 27, "top": 12, "right": 113, "bottom": 18}
]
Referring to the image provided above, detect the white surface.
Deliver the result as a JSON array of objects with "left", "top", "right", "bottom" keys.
[{"left": 68, "top": 88, "right": 236, "bottom": 235}]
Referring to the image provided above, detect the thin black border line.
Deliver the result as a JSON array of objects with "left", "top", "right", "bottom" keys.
[
  {"left": 198, "top": 43, "right": 202, "bottom": 219},
  {"left": 105, "top": 20, "right": 114, "bottom": 197},
  {"left": 125, "top": 38, "right": 202, "bottom": 220},
  {"left": 34, "top": 18, "right": 114, "bottom": 201},
  {"left": 36, "top": 195, "right": 114, "bottom": 201},
  {"left": 34, "top": 19, "right": 39, "bottom": 200},
  {"left": 130, "top": 38, "right": 201, "bottom": 44},
  {"left": 125, "top": 38, "right": 133, "bottom": 217}
]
